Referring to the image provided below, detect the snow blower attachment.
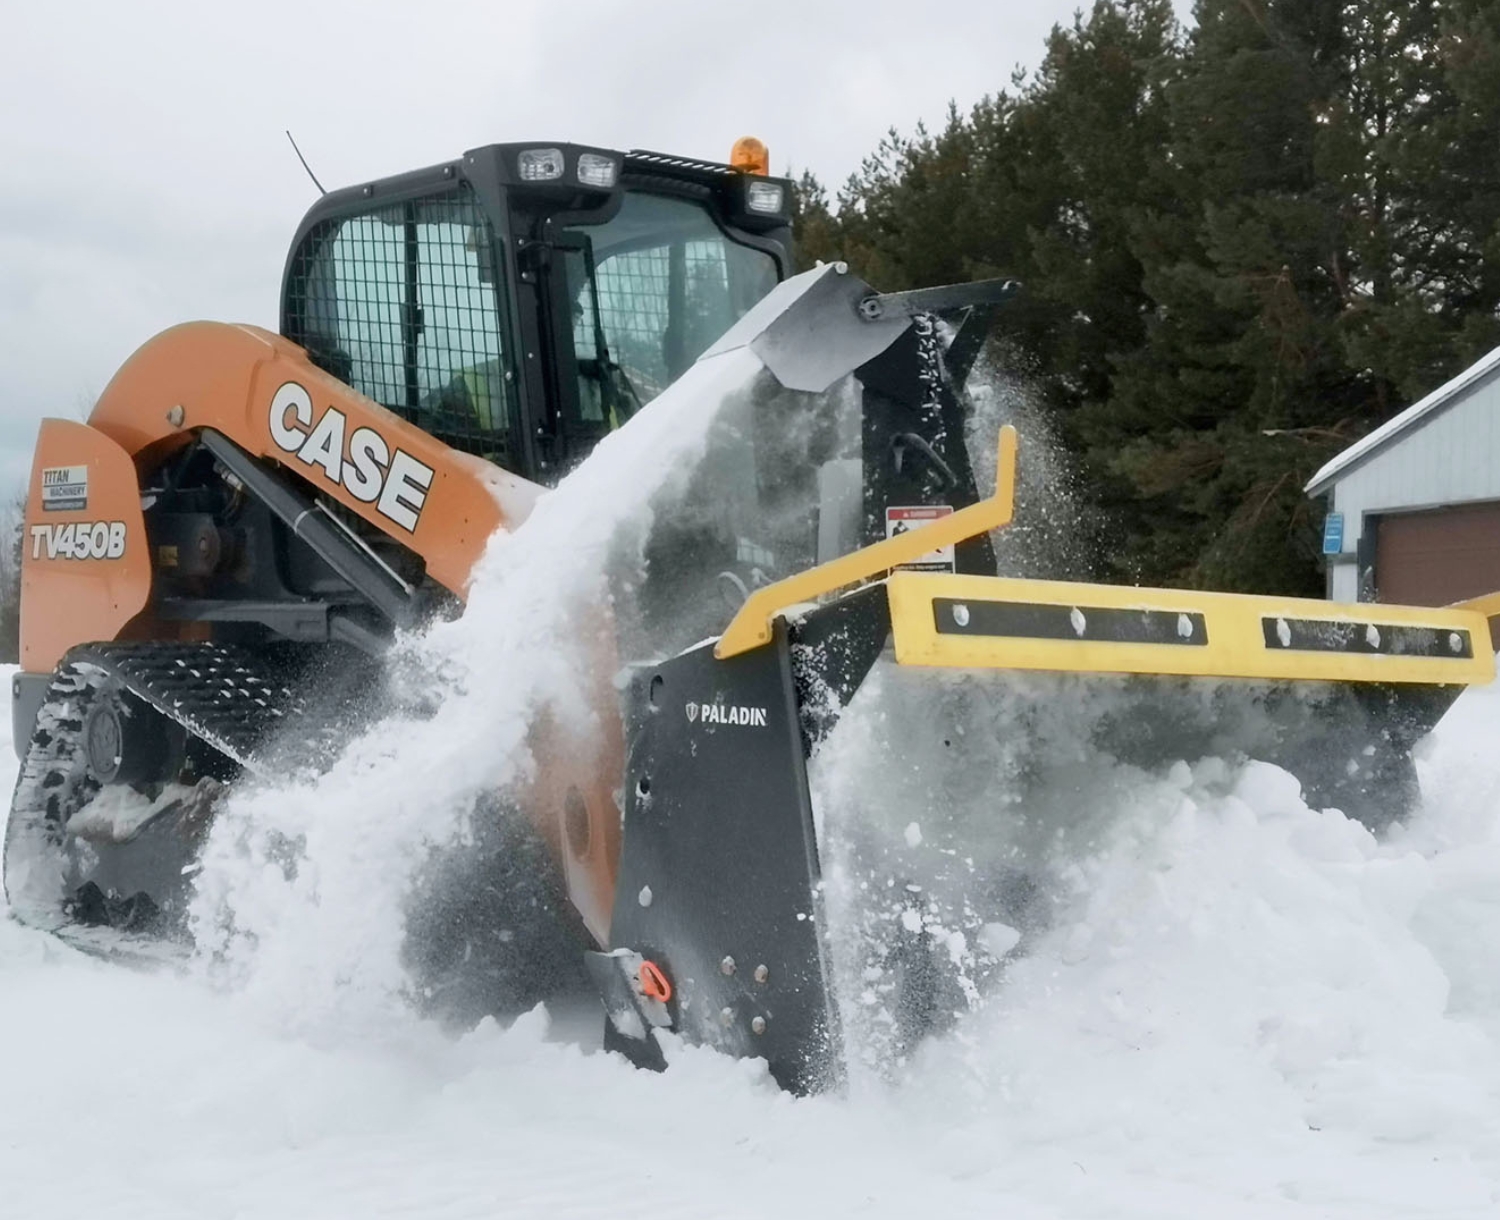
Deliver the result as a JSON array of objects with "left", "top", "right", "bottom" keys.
[
  {"left": 592, "top": 417, "right": 1492, "bottom": 1091},
  {"left": 4, "top": 139, "right": 1494, "bottom": 1095}
]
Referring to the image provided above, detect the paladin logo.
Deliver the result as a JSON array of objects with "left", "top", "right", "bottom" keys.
[{"left": 686, "top": 700, "right": 768, "bottom": 728}]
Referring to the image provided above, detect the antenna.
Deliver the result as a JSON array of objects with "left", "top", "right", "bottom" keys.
[{"left": 285, "top": 130, "right": 326, "bottom": 196}]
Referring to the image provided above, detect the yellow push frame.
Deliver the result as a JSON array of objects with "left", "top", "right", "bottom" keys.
[{"left": 716, "top": 426, "right": 1494, "bottom": 688}]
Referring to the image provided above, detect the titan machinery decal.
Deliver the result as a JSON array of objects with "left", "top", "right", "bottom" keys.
[
  {"left": 40, "top": 465, "right": 88, "bottom": 512},
  {"left": 268, "top": 381, "right": 434, "bottom": 532},
  {"left": 686, "top": 700, "right": 769, "bottom": 728},
  {"left": 30, "top": 521, "right": 126, "bottom": 561}
]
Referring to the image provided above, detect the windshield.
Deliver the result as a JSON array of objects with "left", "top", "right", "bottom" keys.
[{"left": 565, "top": 192, "right": 779, "bottom": 424}]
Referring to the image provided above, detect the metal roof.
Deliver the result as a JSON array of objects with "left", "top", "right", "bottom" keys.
[{"left": 1304, "top": 344, "right": 1500, "bottom": 496}]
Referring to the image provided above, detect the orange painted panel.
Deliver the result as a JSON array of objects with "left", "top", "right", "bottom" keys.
[
  {"left": 25, "top": 325, "right": 617, "bottom": 921},
  {"left": 525, "top": 620, "right": 627, "bottom": 944},
  {"left": 21, "top": 420, "right": 153, "bottom": 672},
  {"left": 86, "top": 322, "right": 542, "bottom": 597}
]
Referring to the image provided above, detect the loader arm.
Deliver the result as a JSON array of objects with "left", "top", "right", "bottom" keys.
[
  {"left": 21, "top": 320, "right": 543, "bottom": 674},
  {"left": 85, "top": 321, "right": 540, "bottom": 602}
]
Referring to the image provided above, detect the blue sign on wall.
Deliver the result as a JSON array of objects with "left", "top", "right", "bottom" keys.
[{"left": 1322, "top": 512, "right": 1345, "bottom": 555}]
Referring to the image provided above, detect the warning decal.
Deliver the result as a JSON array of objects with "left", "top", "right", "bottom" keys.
[
  {"left": 40, "top": 465, "right": 88, "bottom": 512},
  {"left": 885, "top": 504, "right": 956, "bottom": 572}
]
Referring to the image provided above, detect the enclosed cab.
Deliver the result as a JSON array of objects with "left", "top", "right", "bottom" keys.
[{"left": 280, "top": 142, "right": 793, "bottom": 482}]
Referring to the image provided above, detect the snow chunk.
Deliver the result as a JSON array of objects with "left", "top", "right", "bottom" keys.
[
  {"left": 978, "top": 921, "right": 1022, "bottom": 959},
  {"left": 1230, "top": 760, "right": 1305, "bottom": 818}
]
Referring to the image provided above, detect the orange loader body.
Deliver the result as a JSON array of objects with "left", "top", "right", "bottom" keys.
[{"left": 20, "top": 322, "right": 626, "bottom": 943}]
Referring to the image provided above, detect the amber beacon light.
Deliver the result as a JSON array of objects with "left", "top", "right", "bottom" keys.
[{"left": 730, "top": 136, "right": 770, "bottom": 175}]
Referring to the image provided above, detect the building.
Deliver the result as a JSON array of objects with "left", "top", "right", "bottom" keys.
[{"left": 1305, "top": 346, "right": 1500, "bottom": 618}]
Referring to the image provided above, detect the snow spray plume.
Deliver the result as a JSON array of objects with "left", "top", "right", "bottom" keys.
[
  {"left": 963, "top": 347, "right": 1099, "bottom": 581},
  {"left": 188, "top": 349, "right": 765, "bottom": 1031}
]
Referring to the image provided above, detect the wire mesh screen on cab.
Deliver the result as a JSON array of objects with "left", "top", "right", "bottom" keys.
[{"left": 283, "top": 186, "right": 512, "bottom": 461}]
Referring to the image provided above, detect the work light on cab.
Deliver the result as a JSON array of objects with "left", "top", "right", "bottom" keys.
[
  {"left": 517, "top": 147, "right": 565, "bottom": 181},
  {"left": 746, "top": 180, "right": 785, "bottom": 214},
  {"left": 576, "top": 152, "right": 619, "bottom": 189}
]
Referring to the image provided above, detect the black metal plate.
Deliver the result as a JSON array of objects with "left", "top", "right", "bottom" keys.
[
  {"left": 608, "top": 623, "right": 841, "bottom": 1094},
  {"left": 1261, "top": 616, "right": 1473, "bottom": 659},
  {"left": 934, "top": 598, "right": 1209, "bottom": 645}
]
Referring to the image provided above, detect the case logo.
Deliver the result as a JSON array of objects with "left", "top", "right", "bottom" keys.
[
  {"left": 268, "top": 381, "right": 434, "bottom": 532},
  {"left": 30, "top": 521, "right": 126, "bottom": 561}
]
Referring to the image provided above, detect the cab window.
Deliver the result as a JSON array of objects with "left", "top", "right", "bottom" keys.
[
  {"left": 567, "top": 193, "right": 778, "bottom": 420},
  {"left": 284, "top": 188, "right": 514, "bottom": 460}
]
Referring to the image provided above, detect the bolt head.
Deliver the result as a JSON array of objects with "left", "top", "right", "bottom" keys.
[{"left": 751, "top": 1015, "right": 766, "bottom": 1035}]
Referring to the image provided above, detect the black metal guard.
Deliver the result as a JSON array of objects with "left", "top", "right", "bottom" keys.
[
  {"left": 606, "top": 623, "right": 842, "bottom": 1093},
  {"left": 602, "top": 586, "right": 892, "bottom": 1092},
  {"left": 857, "top": 277, "right": 1021, "bottom": 322}
]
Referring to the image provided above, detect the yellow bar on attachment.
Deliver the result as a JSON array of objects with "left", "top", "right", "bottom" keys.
[
  {"left": 715, "top": 425, "right": 1019, "bottom": 660},
  {"left": 886, "top": 572, "right": 1495, "bottom": 686}
]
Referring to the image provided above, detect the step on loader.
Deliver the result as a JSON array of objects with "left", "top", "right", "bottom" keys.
[{"left": 4, "top": 139, "right": 1493, "bottom": 1091}]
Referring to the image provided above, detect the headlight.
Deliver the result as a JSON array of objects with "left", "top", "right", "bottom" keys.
[
  {"left": 746, "top": 180, "right": 785, "bottom": 214},
  {"left": 577, "top": 153, "right": 619, "bottom": 189},
  {"left": 517, "top": 148, "right": 564, "bottom": 181}
]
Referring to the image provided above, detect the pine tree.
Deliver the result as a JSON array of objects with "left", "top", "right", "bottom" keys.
[
  {"left": 1095, "top": 0, "right": 1500, "bottom": 593},
  {"left": 789, "top": 0, "right": 1500, "bottom": 596}
]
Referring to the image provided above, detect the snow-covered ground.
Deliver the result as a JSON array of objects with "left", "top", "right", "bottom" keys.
[
  {"left": 6, "top": 342, "right": 1500, "bottom": 1217},
  {"left": 5, "top": 673, "right": 1500, "bottom": 1218}
]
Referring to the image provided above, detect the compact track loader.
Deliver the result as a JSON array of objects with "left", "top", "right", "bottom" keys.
[{"left": 5, "top": 140, "right": 1494, "bottom": 1092}]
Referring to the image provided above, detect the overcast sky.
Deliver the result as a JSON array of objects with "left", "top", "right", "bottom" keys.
[{"left": 0, "top": 0, "right": 1191, "bottom": 491}]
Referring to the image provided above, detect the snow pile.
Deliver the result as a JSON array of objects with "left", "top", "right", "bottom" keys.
[{"left": 917, "top": 753, "right": 1500, "bottom": 1156}]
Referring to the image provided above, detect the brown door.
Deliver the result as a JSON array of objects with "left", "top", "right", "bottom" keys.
[{"left": 1376, "top": 501, "right": 1500, "bottom": 646}]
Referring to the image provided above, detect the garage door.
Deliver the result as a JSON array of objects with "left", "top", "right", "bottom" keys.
[{"left": 1376, "top": 500, "right": 1500, "bottom": 646}]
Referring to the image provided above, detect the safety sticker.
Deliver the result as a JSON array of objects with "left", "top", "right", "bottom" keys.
[
  {"left": 41, "top": 465, "right": 88, "bottom": 512},
  {"left": 885, "top": 505, "right": 955, "bottom": 572}
]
